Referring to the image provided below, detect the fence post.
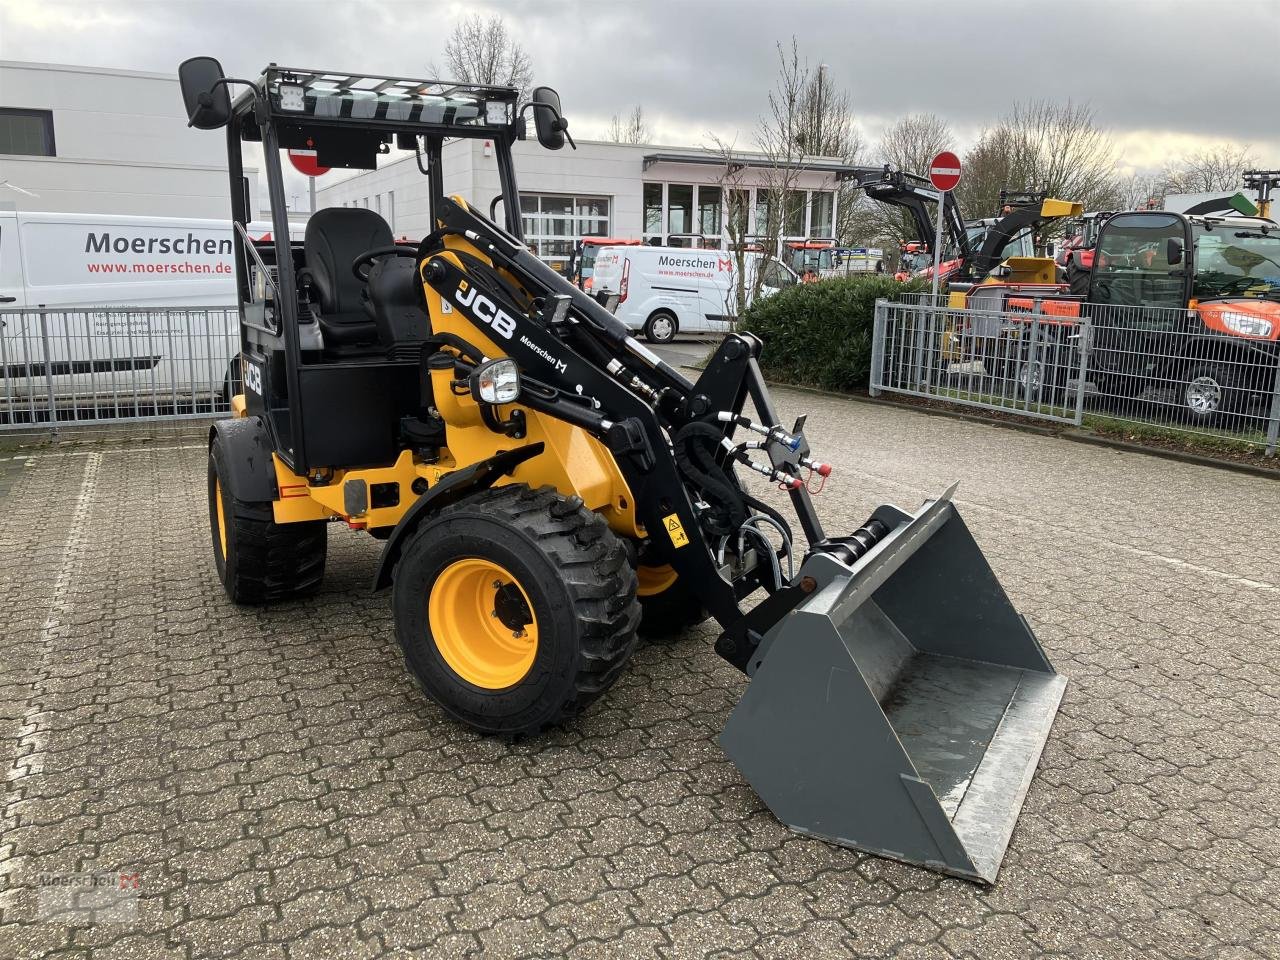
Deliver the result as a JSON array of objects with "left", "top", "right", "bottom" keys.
[
  {"left": 36, "top": 308, "right": 58, "bottom": 438},
  {"left": 870, "top": 299, "right": 886, "bottom": 397},
  {"left": 1073, "top": 317, "right": 1091, "bottom": 427},
  {"left": 1265, "top": 353, "right": 1280, "bottom": 458}
]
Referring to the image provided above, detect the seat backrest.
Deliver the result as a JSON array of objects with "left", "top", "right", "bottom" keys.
[{"left": 304, "top": 208, "right": 393, "bottom": 315}]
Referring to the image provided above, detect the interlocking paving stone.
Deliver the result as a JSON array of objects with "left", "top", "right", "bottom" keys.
[{"left": 1, "top": 389, "right": 1277, "bottom": 958}]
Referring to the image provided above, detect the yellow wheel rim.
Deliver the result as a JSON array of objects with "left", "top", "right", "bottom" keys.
[
  {"left": 429, "top": 558, "right": 539, "bottom": 689},
  {"left": 215, "top": 478, "right": 228, "bottom": 559},
  {"left": 636, "top": 563, "right": 678, "bottom": 598}
]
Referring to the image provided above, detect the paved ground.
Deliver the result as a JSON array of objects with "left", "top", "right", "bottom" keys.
[{"left": 1, "top": 390, "right": 1278, "bottom": 959}]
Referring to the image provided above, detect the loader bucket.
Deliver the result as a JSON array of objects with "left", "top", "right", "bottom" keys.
[{"left": 720, "top": 485, "right": 1065, "bottom": 883}]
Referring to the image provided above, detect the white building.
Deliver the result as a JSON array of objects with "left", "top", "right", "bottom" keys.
[
  {"left": 0, "top": 60, "right": 255, "bottom": 218},
  {"left": 315, "top": 138, "right": 849, "bottom": 273}
]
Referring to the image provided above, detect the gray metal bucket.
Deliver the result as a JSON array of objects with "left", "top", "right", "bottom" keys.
[{"left": 720, "top": 486, "right": 1065, "bottom": 883}]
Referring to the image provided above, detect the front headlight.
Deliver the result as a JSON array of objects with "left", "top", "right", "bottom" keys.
[
  {"left": 1222, "top": 313, "right": 1274, "bottom": 338},
  {"left": 470, "top": 358, "right": 521, "bottom": 404}
]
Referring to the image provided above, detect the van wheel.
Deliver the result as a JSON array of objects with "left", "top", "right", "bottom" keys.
[{"left": 644, "top": 311, "right": 678, "bottom": 344}]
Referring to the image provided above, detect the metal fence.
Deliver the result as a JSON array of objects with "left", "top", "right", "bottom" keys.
[
  {"left": 0, "top": 306, "right": 239, "bottom": 435},
  {"left": 871, "top": 297, "right": 1280, "bottom": 456}
]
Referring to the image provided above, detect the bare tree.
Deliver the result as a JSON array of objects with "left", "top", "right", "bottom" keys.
[
  {"left": 794, "top": 66, "right": 860, "bottom": 160},
  {"left": 956, "top": 101, "right": 1122, "bottom": 236},
  {"left": 607, "top": 105, "right": 651, "bottom": 144},
  {"left": 1163, "top": 142, "right": 1254, "bottom": 194},
  {"left": 706, "top": 39, "right": 818, "bottom": 316},
  {"left": 850, "top": 113, "right": 954, "bottom": 251},
  {"left": 1115, "top": 169, "right": 1170, "bottom": 211},
  {"left": 432, "top": 14, "right": 533, "bottom": 101}
]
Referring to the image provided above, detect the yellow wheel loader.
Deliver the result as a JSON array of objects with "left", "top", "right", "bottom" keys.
[{"left": 180, "top": 57, "right": 1066, "bottom": 883}]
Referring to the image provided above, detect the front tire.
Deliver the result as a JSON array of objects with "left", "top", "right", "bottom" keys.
[
  {"left": 208, "top": 436, "right": 327, "bottom": 604},
  {"left": 1179, "top": 362, "right": 1234, "bottom": 425},
  {"left": 644, "top": 310, "right": 678, "bottom": 344},
  {"left": 392, "top": 484, "right": 640, "bottom": 736}
]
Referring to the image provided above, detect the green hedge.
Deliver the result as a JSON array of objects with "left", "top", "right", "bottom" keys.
[{"left": 739, "top": 275, "right": 923, "bottom": 391}]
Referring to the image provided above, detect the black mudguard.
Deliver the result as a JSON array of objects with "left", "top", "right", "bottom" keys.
[
  {"left": 370, "top": 443, "right": 545, "bottom": 593},
  {"left": 209, "top": 416, "right": 278, "bottom": 503}
]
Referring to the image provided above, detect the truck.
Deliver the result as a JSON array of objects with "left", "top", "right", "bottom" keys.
[
  {"left": 0, "top": 211, "right": 290, "bottom": 413},
  {"left": 590, "top": 244, "right": 798, "bottom": 342}
]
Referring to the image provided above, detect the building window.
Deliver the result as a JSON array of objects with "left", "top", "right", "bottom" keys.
[
  {"left": 520, "top": 193, "right": 611, "bottom": 273},
  {"left": 667, "top": 184, "right": 693, "bottom": 235},
  {"left": 643, "top": 183, "right": 664, "bottom": 239},
  {"left": 811, "top": 190, "right": 834, "bottom": 237},
  {"left": 0, "top": 108, "right": 55, "bottom": 157},
  {"left": 697, "top": 186, "right": 721, "bottom": 237},
  {"left": 375, "top": 194, "right": 382, "bottom": 216},
  {"left": 388, "top": 191, "right": 396, "bottom": 233},
  {"left": 783, "top": 190, "right": 806, "bottom": 237},
  {"left": 726, "top": 189, "right": 750, "bottom": 241}
]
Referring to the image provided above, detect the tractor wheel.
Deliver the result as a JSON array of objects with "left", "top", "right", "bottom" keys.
[
  {"left": 1179, "top": 362, "right": 1235, "bottom": 425},
  {"left": 636, "top": 564, "right": 707, "bottom": 641},
  {"left": 392, "top": 484, "right": 640, "bottom": 736},
  {"left": 644, "top": 310, "right": 678, "bottom": 344},
  {"left": 208, "top": 437, "right": 327, "bottom": 604}
]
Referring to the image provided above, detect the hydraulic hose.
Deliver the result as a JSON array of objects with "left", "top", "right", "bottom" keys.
[{"left": 672, "top": 421, "right": 747, "bottom": 537}]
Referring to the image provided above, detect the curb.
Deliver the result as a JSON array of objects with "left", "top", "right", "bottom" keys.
[{"left": 866, "top": 394, "right": 1279, "bottom": 481}]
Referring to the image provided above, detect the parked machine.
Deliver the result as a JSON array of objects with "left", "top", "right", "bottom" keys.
[
  {"left": 181, "top": 56, "right": 1066, "bottom": 883},
  {"left": 784, "top": 238, "right": 837, "bottom": 281},
  {"left": 566, "top": 237, "right": 641, "bottom": 292},
  {"left": 1012, "top": 209, "right": 1280, "bottom": 422}
]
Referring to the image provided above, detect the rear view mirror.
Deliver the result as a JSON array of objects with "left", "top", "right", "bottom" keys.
[
  {"left": 1166, "top": 237, "right": 1184, "bottom": 266},
  {"left": 179, "top": 56, "right": 231, "bottom": 130},
  {"left": 530, "top": 87, "right": 568, "bottom": 150}
]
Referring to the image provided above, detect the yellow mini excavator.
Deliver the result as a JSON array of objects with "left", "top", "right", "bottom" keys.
[{"left": 180, "top": 56, "right": 1066, "bottom": 883}]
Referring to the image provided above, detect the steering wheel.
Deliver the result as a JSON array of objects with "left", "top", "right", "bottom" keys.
[
  {"left": 352, "top": 244, "right": 419, "bottom": 282},
  {"left": 1204, "top": 274, "right": 1267, "bottom": 298}
]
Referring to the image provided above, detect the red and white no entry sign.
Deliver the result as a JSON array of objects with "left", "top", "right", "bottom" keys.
[
  {"left": 928, "top": 151, "right": 961, "bottom": 192},
  {"left": 288, "top": 149, "right": 330, "bottom": 178}
]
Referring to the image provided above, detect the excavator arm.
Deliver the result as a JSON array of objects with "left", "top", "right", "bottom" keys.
[{"left": 840, "top": 165, "right": 972, "bottom": 264}]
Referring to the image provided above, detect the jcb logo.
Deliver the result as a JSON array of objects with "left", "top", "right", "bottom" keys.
[
  {"left": 243, "top": 360, "right": 263, "bottom": 396},
  {"left": 455, "top": 280, "right": 517, "bottom": 340}
]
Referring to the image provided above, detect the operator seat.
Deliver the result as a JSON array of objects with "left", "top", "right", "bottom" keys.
[{"left": 303, "top": 207, "right": 391, "bottom": 349}]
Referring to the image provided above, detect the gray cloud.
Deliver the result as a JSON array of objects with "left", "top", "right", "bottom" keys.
[{"left": 3, "top": 0, "right": 1278, "bottom": 166}]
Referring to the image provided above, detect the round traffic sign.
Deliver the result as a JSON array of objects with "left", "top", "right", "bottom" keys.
[
  {"left": 288, "top": 149, "right": 330, "bottom": 178},
  {"left": 928, "top": 151, "right": 961, "bottom": 192}
]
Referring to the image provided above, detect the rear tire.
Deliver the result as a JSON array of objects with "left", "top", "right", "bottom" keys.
[
  {"left": 644, "top": 310, "right": 678, "bottom": 344},
  {"left": 637, "top": 565, "right": 707, "bottom": 641},
  {"left": 392, "top": 484, "right": 640, "bottom": 736},
  {"left": 208, "top": 436, "right": 326, "bottom": 604}
]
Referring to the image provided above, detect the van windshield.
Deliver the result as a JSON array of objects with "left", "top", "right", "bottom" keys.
[{"left": 1193, "top": 226, "right": 1280, "bottom": 301}]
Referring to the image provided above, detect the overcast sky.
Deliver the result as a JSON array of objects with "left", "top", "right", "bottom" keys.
[{"left": 3, "top": 0, "right": 1278, "bottom": 175}]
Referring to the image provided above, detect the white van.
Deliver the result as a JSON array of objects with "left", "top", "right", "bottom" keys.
[
  {"left": 591, "top": 246, "right": 798, "bottom": 343},
  {"left": 0, "top": 211, "right": 286, "bottom": 408}
]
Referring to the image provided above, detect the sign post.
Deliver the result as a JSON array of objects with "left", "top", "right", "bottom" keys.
[
  {"left": 927, "top": 150, "right": 962, "bottom": 304},
  {"left": 914, "top": 151, "right": 962, "bottom": 388}
]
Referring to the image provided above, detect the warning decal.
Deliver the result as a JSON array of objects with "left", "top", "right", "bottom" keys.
[{"left": 663, "top": 513, "right": 689, "bottom": 549}]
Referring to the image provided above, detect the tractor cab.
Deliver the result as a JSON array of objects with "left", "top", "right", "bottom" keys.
[
  {"left": 784, "top": 239, "right": 836, "bottom": 281},
  {"left": 568, "top": 237, "right": 642, "bottom": 291},
  {"left": 178, "top": 57, "right": 569, "bottom": 473}
]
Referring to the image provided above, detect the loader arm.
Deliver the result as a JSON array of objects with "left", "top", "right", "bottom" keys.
[
  {"left": 967, "top": 195, "right": 1084, "bottom": 279},
  {"left": 420, "top": 195, "right": 823, "bottom": 636}
]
